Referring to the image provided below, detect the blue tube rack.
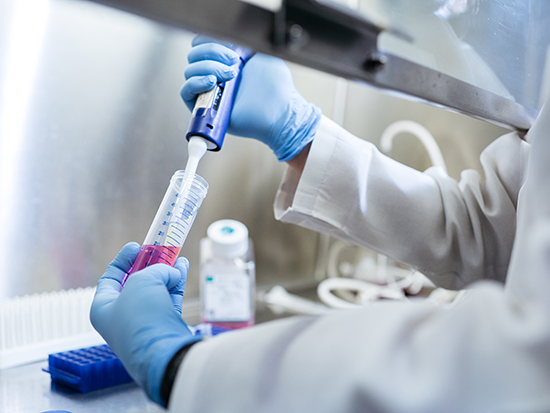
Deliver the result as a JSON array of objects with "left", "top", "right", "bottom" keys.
[{"left": 43, "top": 345, "right": 133, "bottom": 393}]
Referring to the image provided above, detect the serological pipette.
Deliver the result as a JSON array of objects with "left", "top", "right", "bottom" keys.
[{"left": 121, "top": 44, "right": 254, "bottom": 286}]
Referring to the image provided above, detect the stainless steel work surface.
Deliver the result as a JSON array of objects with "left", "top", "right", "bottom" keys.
[
  {"left": 0, "top": 360, "right": 164, "bottom": 413},
  {"left": 0, "top": 300, "right": 291, "bottom": 412}
]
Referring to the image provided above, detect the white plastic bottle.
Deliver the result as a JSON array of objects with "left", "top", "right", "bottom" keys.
[{"left": 200, "top": 219, "right": 255, "bottom": 329}]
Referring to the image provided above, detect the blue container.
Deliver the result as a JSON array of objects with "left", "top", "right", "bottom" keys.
[{"left": 43, "top": 345, "right": 133, "bottom": 393}]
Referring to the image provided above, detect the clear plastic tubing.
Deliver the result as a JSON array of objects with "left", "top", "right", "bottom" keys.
[{"left": 121, "top": 170, "right": 208, "bottom": 286}]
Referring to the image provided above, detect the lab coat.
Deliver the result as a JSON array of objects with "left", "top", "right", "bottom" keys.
[{"left": 169, "top": 108, "right": 550, "bottom": 412}]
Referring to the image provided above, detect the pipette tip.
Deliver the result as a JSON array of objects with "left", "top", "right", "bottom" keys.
[{"left": 186, "top": 136, "right": 208, "bottom": 175}]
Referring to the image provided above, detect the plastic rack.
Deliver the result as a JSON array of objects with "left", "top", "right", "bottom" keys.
[{"left": 43, "top": 344, "right": 132, "bottom": 393}]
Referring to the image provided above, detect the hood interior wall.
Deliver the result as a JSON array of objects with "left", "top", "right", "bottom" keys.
[{"left": 0, "top": 0, "right": 514, "bottom": 302}]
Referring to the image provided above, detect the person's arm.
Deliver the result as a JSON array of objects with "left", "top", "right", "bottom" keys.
[
  {"left": 164, "top": 101, "right": 550, "bottom": 413},
  {"left": 169, "top": 279, "right": 548, "bottom": 412},
  {"left": 504, "top": 102, "right": 550, "bottom": 305},
  {"left": 275, "top": 116, "right": 530, "bottom": 289},
  {"left": 181, "top": 36, "right": 530, "bottom": 289}
]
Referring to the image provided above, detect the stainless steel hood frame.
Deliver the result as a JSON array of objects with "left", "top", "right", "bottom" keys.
[{"left": 84, "top": 0, "right": 538, "bottom": 133}]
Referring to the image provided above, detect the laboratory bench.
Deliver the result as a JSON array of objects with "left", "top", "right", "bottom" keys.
[
  {"left": 0, "top": 361, "right": 163, "bottom": 413},
  {"left": 0, "top": 280, "right": 435, "bottom": 412},
  {"left": 0, "top": 277, "right": 439, "bottom": 412},
  {"left": 0, "top": 285, "right": 304, "bottom": 413}
]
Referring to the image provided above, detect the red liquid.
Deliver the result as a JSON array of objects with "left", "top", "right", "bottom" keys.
[
  {"left": 121, "top": 244, "right": 181, "bottom": 286},
  {"left": 201, "top": 318, "right": 255, "bottom": 330}
]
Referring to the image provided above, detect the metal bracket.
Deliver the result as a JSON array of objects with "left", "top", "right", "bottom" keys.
[
  {"left": 273, "top": 0, "right": 382, "bottom": 52},
  {"left": 84, "top": 0, "right": 537, "bottom": 132}
]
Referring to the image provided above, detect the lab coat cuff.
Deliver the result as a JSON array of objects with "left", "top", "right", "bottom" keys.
[
  {"left": 274, "top": 115, "right": 359, "bottom": 234},
  {"left": 274, "top": 115, "right": 338, "bottom": 220}
]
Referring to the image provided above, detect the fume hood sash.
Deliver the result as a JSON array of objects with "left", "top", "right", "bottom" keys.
[{"left": 84, "top": 0, "right": 537, "bottom": 133}]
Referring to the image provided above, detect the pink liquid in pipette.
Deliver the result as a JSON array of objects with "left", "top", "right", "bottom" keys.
[{"left": 121, "top": 244, "right": 181, "bottom": 286}]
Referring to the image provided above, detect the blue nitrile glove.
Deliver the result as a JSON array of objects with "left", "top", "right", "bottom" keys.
[
  {"left": 90, "top": 242, "right": 201, "bottom": 407},
  {"left": 181, "top": 35, "right": 322, "bottom": 162}
]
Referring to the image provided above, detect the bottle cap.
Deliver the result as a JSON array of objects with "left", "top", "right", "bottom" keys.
[{"left": 207, "top": 219, "right": 249, "bottom": 258}]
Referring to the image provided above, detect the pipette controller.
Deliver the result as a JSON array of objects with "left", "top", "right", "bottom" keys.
[{"left": 185, "top": 45, "right": 255, "bottom": 156}]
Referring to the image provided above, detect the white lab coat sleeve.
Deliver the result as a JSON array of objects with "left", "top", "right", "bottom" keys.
[
  {"left": 274, "top": 116, "right": 530, "bottom": 289},
  {"left": 504, "top": 101, "right": 550, "bottom": 318},
  {"left": 169, "top": 286, "right": 550, "bottom": 413},
  {"left": 168, "top": 107, "right": 550, "bottom": 413}
]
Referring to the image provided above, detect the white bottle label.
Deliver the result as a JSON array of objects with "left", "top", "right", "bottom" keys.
[{"left": 203, "top": 270, "right": 251, "bottom": 321}]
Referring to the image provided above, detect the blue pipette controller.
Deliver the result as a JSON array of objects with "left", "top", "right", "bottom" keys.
[{"left": 186, "top": 46, "right": 255, "bottom": 151}]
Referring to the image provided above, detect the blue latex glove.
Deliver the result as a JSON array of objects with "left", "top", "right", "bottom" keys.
[
  {"left": 181, "top": 35, "right": 322, "bottom": 162},
  {"left": 90, "top": 242, "right": 201, "bottom": 407}
]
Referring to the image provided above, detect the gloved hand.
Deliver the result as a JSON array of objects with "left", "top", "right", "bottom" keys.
[
  {"left": 181, "top": 35, "right": 322, "bottom": 162},
  {"left": 90, "top": 242, "right": 201, "bottom": 407}
]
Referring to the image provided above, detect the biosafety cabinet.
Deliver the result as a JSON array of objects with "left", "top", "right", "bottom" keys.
[{"left": 0, "top": 0, "right": 549, "bottom": 300}]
